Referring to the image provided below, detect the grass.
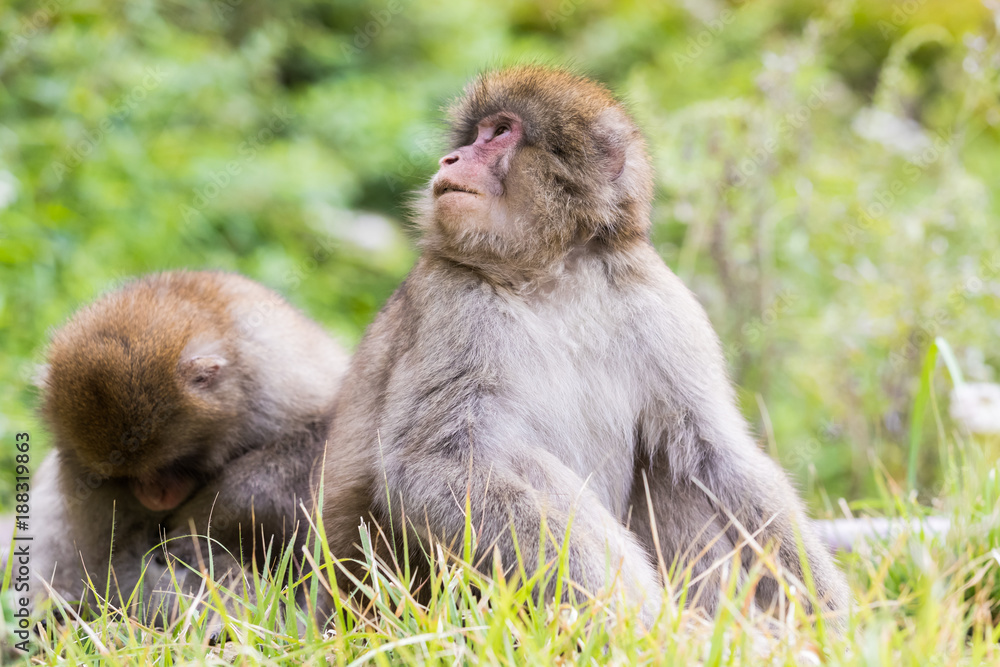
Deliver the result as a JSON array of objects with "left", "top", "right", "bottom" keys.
[{"left": 2, "top": 403, "right": 999, "bottom": 666}]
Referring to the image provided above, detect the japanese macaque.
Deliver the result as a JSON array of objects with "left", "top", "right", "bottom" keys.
[
  {"left": 30, "top": 271, "right": 348, "bottom": 623},
  {"left": 322, "top": 66, "right": 850, "bottom": 626}
]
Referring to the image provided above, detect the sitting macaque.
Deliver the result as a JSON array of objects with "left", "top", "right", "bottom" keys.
[
  {"left": 321, "top": 66, "right": 850, "bottom": 626},
  {"left": 28, "top": 270, "right": 348, "bottom": 623}
]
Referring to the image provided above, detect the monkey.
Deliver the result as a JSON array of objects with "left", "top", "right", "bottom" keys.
[
  {"left": 29, "top": 270, "right": 349, "bottom": 624},
  {"left": 321, "top": 66, "right": 850, "bottom": 627}
]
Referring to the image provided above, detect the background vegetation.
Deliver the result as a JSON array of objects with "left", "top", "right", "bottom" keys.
[
  {"left": 2, "top": 0, "right": 999, "bottom": 507},
  {"left": 2, "top": 0, "right": 1000, "bottom": 663}
]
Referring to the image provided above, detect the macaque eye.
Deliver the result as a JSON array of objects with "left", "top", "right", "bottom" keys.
[{"left": 495, "top": 125, "right": 509, "bottom": 136}]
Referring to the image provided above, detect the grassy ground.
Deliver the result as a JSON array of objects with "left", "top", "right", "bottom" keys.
[{"left": 2, "top": 400, "right": 999, "bottom": 666}]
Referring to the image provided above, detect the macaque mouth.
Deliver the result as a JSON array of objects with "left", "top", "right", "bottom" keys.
[
  {"left": 129, "top": 462, "right": 203, "bottom": 513},
  {"left": 433, "top": 181, "right": 480, "bottom": 198}
]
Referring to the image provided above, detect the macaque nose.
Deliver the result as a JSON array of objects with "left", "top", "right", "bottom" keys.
[{"left": 440, "top": 152, "right": 460, "bottom": 167}]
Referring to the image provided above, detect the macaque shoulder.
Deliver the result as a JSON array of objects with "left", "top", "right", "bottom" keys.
[{"left": 621, "top": 248, "right": 721, "bottom": 336}]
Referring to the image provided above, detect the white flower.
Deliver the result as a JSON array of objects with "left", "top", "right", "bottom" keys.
[
  {"left": 851, "top": 108, "right": 931, "bottom": 156},
  {"left": 0, "top": 170, "right": 17, "bottom": 210},
  {"left": 340, "top": 212, "right": 398, "bottom": 252},
  {"left": 950, "top": 382, "right": 1000, "bottom": 435},
  {"left": 309, "top": 203, "right": 404, "bottom": 255}
]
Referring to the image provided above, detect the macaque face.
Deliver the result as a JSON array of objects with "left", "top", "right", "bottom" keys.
[
  {"left": 69, "top": 428, "right": 204, "bottom": 513},
  {"left": 72, "top": 417, "right": 211, "bottom": 513},
  {"left": 49, "top": 347, "right": 236, "bottom": 514},
  {"left": 107, "top": 354, "right": 233, "bottom": 512},
  {"left": 432, "top": 113, "right": 523, "bottom": 233}
]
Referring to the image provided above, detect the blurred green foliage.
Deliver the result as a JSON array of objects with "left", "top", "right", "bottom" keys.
[{"left": 0, "top": 0, "right": 998, "bottom": 510}]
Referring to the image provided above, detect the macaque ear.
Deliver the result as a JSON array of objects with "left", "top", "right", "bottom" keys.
[
  {"left": 178, "top": 355, "right": 228, "bottom": 390},
  {"left": 593, "top": 108, "right": 629, "bottom": 182}
]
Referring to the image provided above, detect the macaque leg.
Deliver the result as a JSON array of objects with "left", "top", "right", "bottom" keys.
[
  {"left": 31, "top": 453, "right": 159, "bottom": 616},
  {"left": 628, "top": 464, "right": 736, "bottom": 615},
  {"left": 674, "top": 441, "right": 849, "bottom": 624},
  {"left": 720, "top": 449, "right": 849, "bottom": 622},
  {"left": 385, "top": 448, "right": 661, "bottom": 624},
  {"left": 27, "top": 453, "right": 88, "bottom": 608},
  {"left": 143, "top": 546, "right": 248, "bottom": 632}
]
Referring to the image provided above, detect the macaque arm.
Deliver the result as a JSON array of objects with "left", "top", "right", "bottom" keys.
[
  {"left": 164, "top": 432, "right": 316, "bottom": 567},
  {"left": 637, "top": 263, "right": 849, "bottom": 620}
]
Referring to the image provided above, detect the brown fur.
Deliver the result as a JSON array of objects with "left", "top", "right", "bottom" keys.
[
  {"left": 31, "top": 271, "right": 349, "bottom": 623},
  {"left": 43, "top": 274, "right": 235, "bottom": 479},
  {"left": 324, "top": 66, "right": 849, "bottom": 627}
]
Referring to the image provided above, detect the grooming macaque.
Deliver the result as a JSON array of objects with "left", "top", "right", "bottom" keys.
[
  {"left": 31, "top": 271, "right": 348, "bottom": 622},
  {"left": 323, "top": 66, "right": 849, "bottom": 625}
]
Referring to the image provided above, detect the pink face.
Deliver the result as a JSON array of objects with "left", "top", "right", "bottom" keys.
[
  {"left": 130, "top": 471, "right": 198, "bottom": 513},
  {"left": 432, "top": 113, "right": 522, "bottom": 225}
]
